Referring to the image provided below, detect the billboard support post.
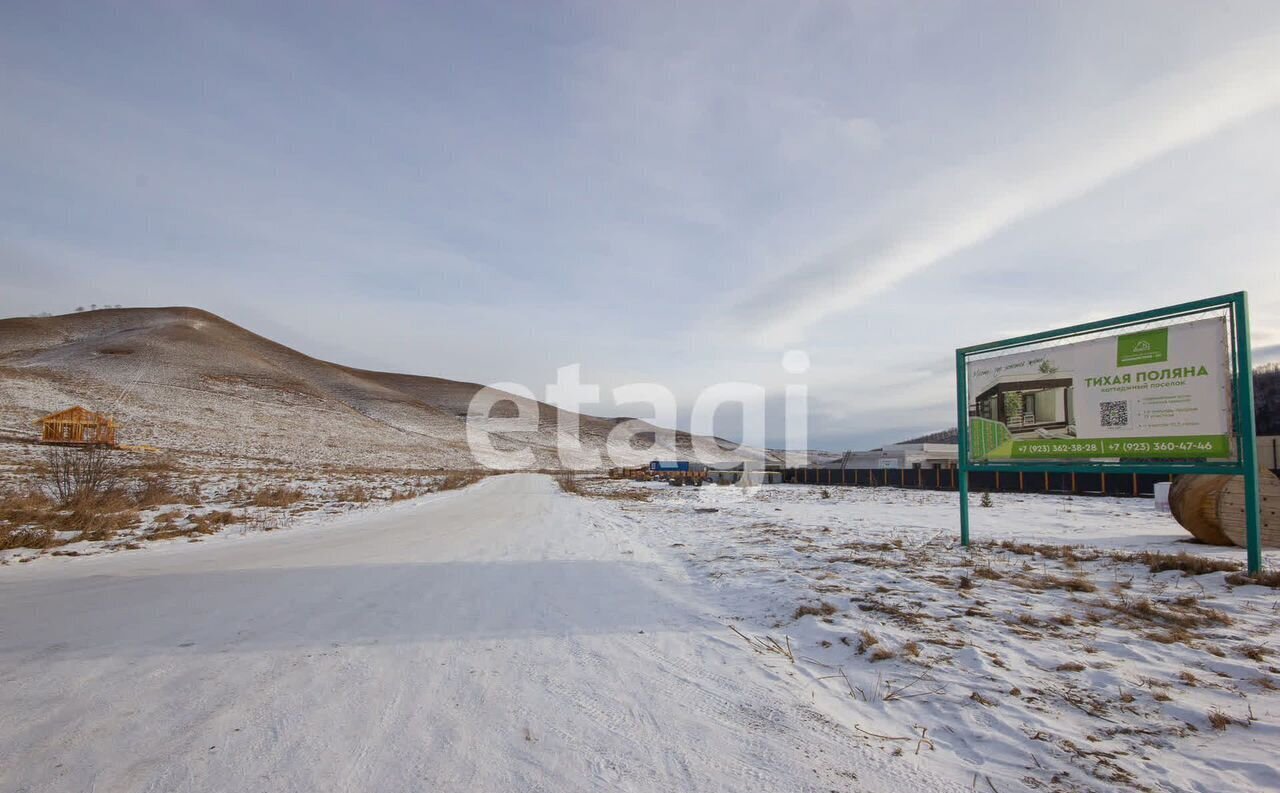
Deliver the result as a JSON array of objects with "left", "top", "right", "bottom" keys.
[
  {"left": 956, "top": 292, "right": 1263, "bottom": 575},
  {"left": 1233, "top": 293, "right": 1263, "bottom": 575},
  {"left": 956, "top": 348, "right": 971, "bottom": 547}
]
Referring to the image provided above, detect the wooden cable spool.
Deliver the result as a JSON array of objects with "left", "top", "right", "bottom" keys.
[
  {"left": 1217, "top": 470, "right": 1280, "bottom": 549},
  {"left": 1169, "top": 470, "right": 1280, "bottom": 548},
  {"left": 1169, "top": 474, "right": 1235, "bottom": 545}
]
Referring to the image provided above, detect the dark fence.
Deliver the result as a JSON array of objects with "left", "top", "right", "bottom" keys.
[{"left": 784, "top": 467, "right": 1175, "bottom": 497}]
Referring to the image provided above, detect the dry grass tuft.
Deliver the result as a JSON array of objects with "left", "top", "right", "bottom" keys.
[
  {"left": 1225, "top": 569, "right": 1280, "bottom": 588},
  {"left": 439, "top": 471, "right": 487, "bottom": 491},
  {"left": 1133, "top": 551, "right": 1241, "bottom": 576},
  {"left": 334, "top": 484, "right": 370, "bottom": 503},
  {"left": 1240, "top": 644, "right": 1269, "bottom": 661},
  {"left": 857, "top": 629, "right": 880, "bottom": 654},
  {"left": 1207, "top": 708, "right": 1236, "bottom": 731},
  {"left": 1056, "top": 662, "right": 1086, "bottom": 672},
  {"left": 249, "top": 486, "right": 306, "bottom": 507},
  {"left": 0, "top": 489, "right": 57, "bottom": 549},
  {"left": 869, "top": 646, "right": 896, "bottom": 663},
  {"left": 793, "top": 601, "right": 838, "bottom": 620},
  {"left": 1146, "top": 627, "right": 1194, "bottom": 645},
  {"left": 591, "top": 486, "right": 653, "bottom": 502},
  {"left": 189, "top": 510, "right": 239, "bottom": 533},
  {"left": 969, "top": 690, "right": 996, "bottom": 707}
]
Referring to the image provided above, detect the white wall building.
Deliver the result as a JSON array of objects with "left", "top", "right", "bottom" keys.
[{"left": 821, "top": 443, "right": 958, "bottom": 470}]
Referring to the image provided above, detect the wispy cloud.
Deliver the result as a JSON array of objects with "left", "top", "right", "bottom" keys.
[{"left": 722, "top": 32, "right": 1280, "bottom": 346}]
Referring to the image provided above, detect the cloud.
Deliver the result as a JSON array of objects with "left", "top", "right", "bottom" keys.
[
  {"left": 722, "top": 32, "right": 1280, "bottom": 346},
  {"left": 1256, "top": 343, "right": 1280, "bottom": 366}
]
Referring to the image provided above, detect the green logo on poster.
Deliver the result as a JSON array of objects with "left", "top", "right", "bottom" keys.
[{"left": 1116, "top": 328, "right": 1169, "bottom": 366}]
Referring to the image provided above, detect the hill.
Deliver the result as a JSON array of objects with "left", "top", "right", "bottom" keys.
[
  {"left": 0, "top": 307, "right": 750, "bottom": 469},
  {"left": 897, "top": 428, "right": 959, "bottom": 445}
]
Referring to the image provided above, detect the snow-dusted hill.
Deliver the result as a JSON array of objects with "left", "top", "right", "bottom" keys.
[{"left": 0, "top": 307, "right": 749, "bottom": 469}]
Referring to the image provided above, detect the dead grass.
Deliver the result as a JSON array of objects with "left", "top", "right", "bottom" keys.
[
  {"left": 1225, "top": 569, "right": 1280, "bottom": 588},
  {"left": 189, "top": 510, "right": 239, "bottom": 533},
  {"left": 0, "top": 489, "right": 57, "bottom": 549},
  {"left": 439, "top": 471, "right": 486, "bottom": 491},
  {"left": 1125, "top": 551, "right": 1241, "bottom": 576},
  {"left": 249, "top": 486, "right": 306, "bottom": 507},
  {"left": 991, "top": 541, "right": 1099, "bottom": 564},
  {"left": 1101, "top": 594, "right": 1231, "bottom": 632},
  {"left": 1007, "top": 572, "right": 1097, "bottom": 593},
  {"left": 334, "top": 484, "right": 371, "bottom": 503},
  {"left": 1240, "top": 644, "right": 1269, "bottom": 661},
  {"left": 969, "top": 690, "right": 996, "bottom": 707},
  {"left": 869, "top": 646, "right": 896, "bottom": 663},
  {"left": 793, "top": 601, "right": 838, "bottom": 620},
  {"left": 1145, "top": 627, "right": 1194, "bottom": 644},
  {"left": 856, "top": 629, "right": 880, "bottom": 654},
  {"left": 1207, "top": 708, "right": 1236, "bottom": 731},
  {"left": 592, "top": 487, "right": 653, "bottom": 502},
  {"left": 131, "top": 476, "right": 183, "bottom": 508}
]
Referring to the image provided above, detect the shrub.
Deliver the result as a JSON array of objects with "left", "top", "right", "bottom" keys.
[{"left": 39, "top": 446, "right": 123, "bottom": 506}]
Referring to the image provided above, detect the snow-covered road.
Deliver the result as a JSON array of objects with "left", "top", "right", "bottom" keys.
[{"left": 0, "top": 474, "right": 961, "bottom": 792}]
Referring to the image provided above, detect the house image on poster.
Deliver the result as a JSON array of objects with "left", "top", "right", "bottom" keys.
[{"left": 970, "top": 372, "right": 1075, "bottom": 439}]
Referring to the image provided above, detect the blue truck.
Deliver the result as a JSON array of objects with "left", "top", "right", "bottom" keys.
[{"left": 649, "top": 460, "right": 689, "bottom": 472}]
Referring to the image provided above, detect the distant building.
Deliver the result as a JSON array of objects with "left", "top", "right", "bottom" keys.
[
  {"left": 706, "top": 463, "right": 782, "bottom": 485},
  {"left": 819, "top": 443, "right": 958, "bottom": 470}
]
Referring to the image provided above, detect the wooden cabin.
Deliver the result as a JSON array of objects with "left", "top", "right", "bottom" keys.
[{"left": 36, "top": 406, "right": 118, "bottom": 447}]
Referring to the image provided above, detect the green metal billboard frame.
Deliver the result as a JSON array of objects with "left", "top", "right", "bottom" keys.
[{"left": 955, "top": 292, "right": 1264, "bottom": 574}]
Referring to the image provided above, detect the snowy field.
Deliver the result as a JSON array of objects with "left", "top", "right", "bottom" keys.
[
  {"left": 2, "top": 474, "right": 1278, "bottom": 792},
  {"left": 586, "top": 478, "right": 1280, "bottom": 793}
]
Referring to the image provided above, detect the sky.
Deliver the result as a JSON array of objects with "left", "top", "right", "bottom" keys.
[{"left": 2, "top": 1, "right": 1279, "bottom": 450}]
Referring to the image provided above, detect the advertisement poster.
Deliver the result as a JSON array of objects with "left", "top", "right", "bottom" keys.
[{"left": 966, "top": 317, "right": 1233, "bottom": 462}]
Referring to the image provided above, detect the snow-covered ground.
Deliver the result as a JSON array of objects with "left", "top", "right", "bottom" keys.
[
  {"left": 0, "top": 474, "right": 963, "bottom": 793},
  {"left": 0, "top": 439, "right": 468, "bottom": 564},
  {"left": 2, "top": 474, "right": 1277, "bottom": 792},
  {"left": 586, "top": 478, "right": 1280, "bottom": 793}
]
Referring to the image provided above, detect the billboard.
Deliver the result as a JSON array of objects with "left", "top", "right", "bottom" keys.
[{"left": 965, "top": 317, "right": 1233, "bottom": 463}]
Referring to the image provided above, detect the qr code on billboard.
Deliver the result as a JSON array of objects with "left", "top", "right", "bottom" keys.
[{"left": 1100, "top": 400, "right": 1128, "bottom": 428}]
